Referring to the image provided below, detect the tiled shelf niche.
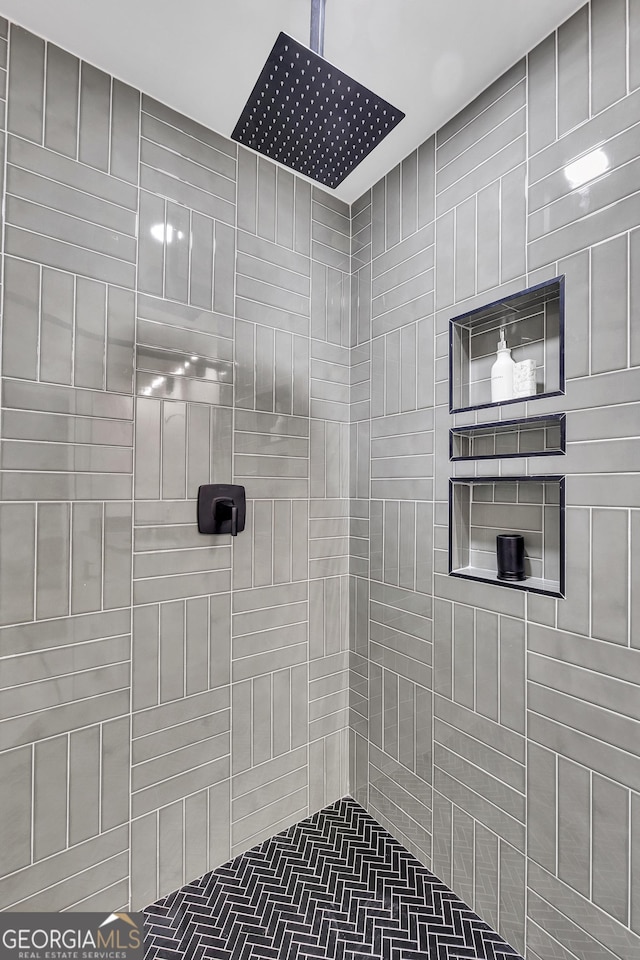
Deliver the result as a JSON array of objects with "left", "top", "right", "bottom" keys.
[
  {"left": 449, "top": 277, "right": 565, "bottom": 414},
  {"left": 449, "top": 476, "right": 565, "bottom": 597},
  {"left": 450, "top": 414, "right": 566, "bottom": 461}
]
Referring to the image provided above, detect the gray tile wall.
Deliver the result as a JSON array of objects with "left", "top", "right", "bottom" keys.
[
  {"left": 0, "top": 20, "right": 347, "bottom": 912},
  {"left": 351, "top": 1, "right": 640, "bottom": 957},
  {"left": 1, "top": 3, "right": 638, "bottom": 955}
]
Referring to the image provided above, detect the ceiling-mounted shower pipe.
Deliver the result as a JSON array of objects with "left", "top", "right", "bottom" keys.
[{"left": 310, "top": 0, "right": 326, "bottom": 55}]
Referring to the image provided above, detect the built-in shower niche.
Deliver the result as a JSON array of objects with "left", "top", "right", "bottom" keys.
[
  {"left": 449, "top": 277, "right": 565, "bottom": 414},
  {"left": 449, "top": 476, "right": 565, "bottom": 597},
  {"left": 450, "top": 414, "right": 565, "bottom": 461}
]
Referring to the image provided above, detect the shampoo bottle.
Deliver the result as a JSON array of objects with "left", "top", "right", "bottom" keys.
[{"left": 490, "top": 329, "right": 515, "bottom": 403}]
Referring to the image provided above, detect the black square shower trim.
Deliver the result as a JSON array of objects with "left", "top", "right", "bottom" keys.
[{"left": 232, "top": 32, "right": 405, "bottom": 188}]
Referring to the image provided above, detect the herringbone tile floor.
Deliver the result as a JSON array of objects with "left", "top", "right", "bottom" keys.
[{"left": 143, "top": 797, "right": 523, "bottom": 959}]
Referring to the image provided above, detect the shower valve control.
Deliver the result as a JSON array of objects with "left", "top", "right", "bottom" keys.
[{"left": 197, "top": 484, "right": 246, "bottom": 536}]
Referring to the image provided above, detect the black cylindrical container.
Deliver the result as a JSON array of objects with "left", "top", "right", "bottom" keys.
[{"left": 496, "top": 534, "right": 525, "bottom": 581}]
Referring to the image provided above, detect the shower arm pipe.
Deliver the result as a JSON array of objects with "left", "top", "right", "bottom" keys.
[{"left": 310, "top": 0, "right": 326, "bottom": 55}]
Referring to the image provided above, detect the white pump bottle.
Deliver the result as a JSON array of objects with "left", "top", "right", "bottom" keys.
[{"left": 490, "top": 329, "right": 515, "bottom": 403}]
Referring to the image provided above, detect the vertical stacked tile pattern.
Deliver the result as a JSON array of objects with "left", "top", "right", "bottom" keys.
[
  {"left": 234, "top": 151, "right": 314, "bottom": 855},
  {"left": 0, "top": 19, "right": 350, "bottom": 915},
  {"left": 350, "top": 138, "right": 437, "bottom": 867},
  {"left": 522, "top": 4, "right": 640, "bottom": 956},
  {"left": 352, "top": 2, "right": 640, "bottom": 958},
  {"left": 131, "top": 95, "right": 236, "bottom": 906},
  {"left": 1, "top": 7, "right": 639, "bottom": 959},
  {"left": 348, "top": 188, "right": 372, "bottom": 812},
  {"left": 0, "top": 21, "right": 136, "bottom": 911},
  {"left": 307, "top": 187, "right": 351, "bottom": 810}
]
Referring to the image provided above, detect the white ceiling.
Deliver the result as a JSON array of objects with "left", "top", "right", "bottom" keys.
[{"left": 0, "top": 0, "right": 586, "bottom": 203}]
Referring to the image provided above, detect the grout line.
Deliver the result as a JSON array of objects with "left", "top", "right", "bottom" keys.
[
  {"left": 96, "top": 722, "right": 104, "bottom": 840},
  {"left": 186, "top": 208, "right": 193, "bottom": 311},
  {"left": 133, "top": 752, "right": 229, "bottom": 801},
  {"left": 232, "top": 745, "right": 308, "bottom": 800},
  {"left": 66, "top": 501, "right": 74, "bottom": 617},
  {"left": 29, "top": 742, "right": 35, "bottom": 867},
  {"left": 155, "top": 602, "right": 161, "bottom": 706},
  {"left": 369, "top": 759, "right": 431, "bottom": 819},
  {"left": 40, "top": 40, "right": 48, "bottom": 149},
  {"left": 627, "top": 229, "right": 632, "bottom": 371},
  {"left": 73, "top": 54, "right": 82, "bottom": 163},
  {"left": 431, "top": 137, "right": 437, "bottom": 870},
  {"left": 133, "top": 729, "right": 228, "bottom": 770},
  {"left": 435, "top": 712, "right": 523, "bottom": 769},
  {"left": 554, "top": 24, "right": 559, "bottom": 145},
  {"left": 134, "top": 705, "right": 229, "bottom": 745},
  {"left": 140, "top": 133, "right": 237, "bottom": 189},
  {"left": 589, "top": 767, "right": 594, "bottom": 902},
  {"left": 0, "top": 652, "right": 132, "bottom": 693},
  {"left": 530, "top": 184, "right": 640, "bottom": 256},
  {"left": 140, "top": 160, "right": 235, "bottom": 216},
  {"left": 587, "top": 0, "right": 594, "bottom": 120},
  {"left": 107, "top": 74, "right": 114, "bottom": 179},
  {"left": 155, "top": 808, "right": 159, "bottom": 902},
  {"left": 239, "top": 248, "right": 311, "bottom": 285},
  {"left": 496, "top": 613, "right": 502, "bottom": 725},
  {"left": 8, "top": 148, "right": 139, "bottom": 209},
  {"left": 263, "top": 675, "right": 276, "bottom": 764},
  {"left": 32, "top": 500, "right": 39, "bottom": 622},
  {"left": 182, "top": 598, "right": 188, "bottom": 699},
  {"left": 437, "top": 101, "right": 527, "bottom": 189},
  {"left": 496, "top": 837, "right": 502, "bottom": 937},
  {"left": 627, "top": 510, "right": 633, "bottom": 649},
  {"left": 4, "top": 843, "right": 128, "bottom": 907},
  {"left": 473, "top": 192, "right": 478, "bottom": 296},
  {"left": 371, "top": 263, "right": 434, "bottom": 304},
  {"left": 627, "top": 785, "right": 632, "bottom": 927},
  {"left": 627, "top": 0, "right": 631, "bottom": 98},
  {"left": 140, "top": 100, "right": 238, "bottom": 161},
  {"left": 7, "top": 166, "right": 138, "bottom": 230},
  {"left": 531, "top": 644, "right": 640, "bottom": 687},
  {"left": 100, "top": 501, "right": 106, "bottom": 612},
  {"left": 5, "top": 221, "right": 136, "bottom": 269},
  {"left": 436, "top": 72, "right": 526, "bottom": 153},
  {"left": 528, "top": 917, "right": 583, "bottom": 960},
  {"left": 472, "top": 607, "right": 477, "bottom": 715},
  {"left": 436, "top": 133, "right": 527, "bottom": 221},
  {"left": 588, "top": 506, "right": 593, "bottom": 637},
  {"left": 36, "top": 263, "right": 43, "bottom": 382},
  {"left": 181, "top": 796, "right": 186, "bottom": 888},
  {"left": 554, "top": 751, "right": 560, "bottom": 880}
]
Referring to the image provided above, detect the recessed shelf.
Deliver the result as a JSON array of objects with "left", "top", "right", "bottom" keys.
[
  {"left": 449, "top": 277, "right": 565, "bottom": 414},
  {"left": 449, "top": 476, "right": 565, "bottom": 597},
  {"left": 450, "top": 414, "right": 566, "bottom": 461},
  {"left": 449, "top": 565, "right": 563, "bottom": 596}
]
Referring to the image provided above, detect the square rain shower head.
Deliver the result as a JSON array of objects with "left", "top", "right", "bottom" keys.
[{"left": 232, "top": 32, "right": 405, "bottom": 189}]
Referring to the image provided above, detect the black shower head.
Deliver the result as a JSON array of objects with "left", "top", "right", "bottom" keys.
[{"left": 231, "top": 32, "right": 404, "bottom": 189}]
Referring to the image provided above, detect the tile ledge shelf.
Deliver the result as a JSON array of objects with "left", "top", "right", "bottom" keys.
[
  {"left": 450, "top": 388, "right": 564, "bottom": 416},
  {"left": 450, "top": 565, "right": 563, "bottom": 598}
]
